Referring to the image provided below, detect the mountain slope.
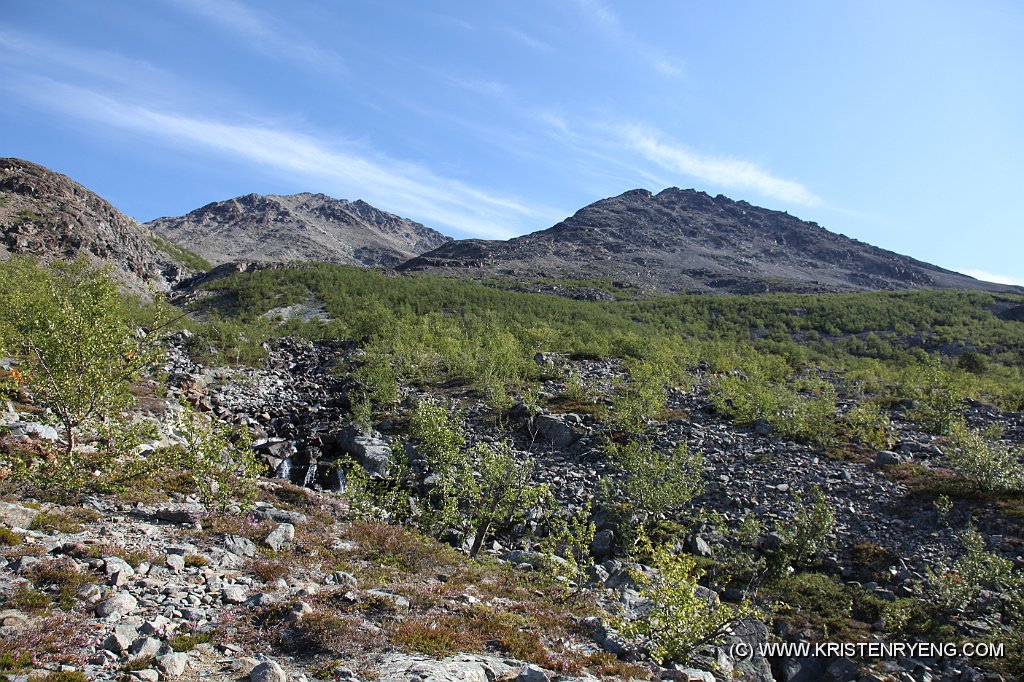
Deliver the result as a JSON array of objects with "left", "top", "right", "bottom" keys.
[
  {"left": 0, "top": 158, "right": 189, "bottom": 293},
  {"left": 400, "top": 188, "right": 1015, "bottom": 294},
  {"left": 147, "top": 192, "right": 451, "bottom": 268}
]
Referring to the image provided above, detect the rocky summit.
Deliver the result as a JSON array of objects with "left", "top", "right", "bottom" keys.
[
  {"left": 147, "top": 193, "right": 451, "bottom": 268},
  {"left": 399, "top": 188, "right": 1017, "bottom": 295},
  {"left": 0, "top": 158, "right": 192, "bottom": 294}
]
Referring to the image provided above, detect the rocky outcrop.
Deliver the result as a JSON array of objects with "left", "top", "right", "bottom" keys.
[
  {"left": 147, "top": 192, "right": 451, "bottom": 268},
  {"left": 399, "top": 187, "right": 1021, "bottom": 295},
  {"left": 0, "top": 158, "right": 191, "bottom": 294}
]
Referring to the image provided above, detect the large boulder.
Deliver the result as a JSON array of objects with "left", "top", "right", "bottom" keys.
[
  {"left": 530, "top": 413, "right": 579, "bottom": 448},
  {"left": 334, "top": 426, "right": 394, "bottom": 479}
]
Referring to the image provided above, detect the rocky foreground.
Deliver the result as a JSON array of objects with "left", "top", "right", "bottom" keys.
[{"left": 1, "top": 338, "right": 1022, "bottom": 682}]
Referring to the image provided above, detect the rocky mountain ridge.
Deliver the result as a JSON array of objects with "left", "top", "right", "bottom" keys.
[
  {"left": 399, "top": 188, "right": 1017, "bottom": 295},
  {"left": 0, "top": 158, "right": 191, "bottom": 294},
  {"left": 146, "top": 192, "right": 451, "bottom": 268}
]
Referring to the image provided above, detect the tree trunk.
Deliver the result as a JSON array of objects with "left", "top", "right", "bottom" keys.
[
  {"left": 64, "top": 421, "right": 76, "bottom": 464},
  {"left": 469, "top": 522, "right": 491, "bottom": 558}
]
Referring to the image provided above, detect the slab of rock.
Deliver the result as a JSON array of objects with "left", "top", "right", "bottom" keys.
[
  {"left": 250, "top": 660, "right": 288, "bottom": 682},
  {"left": 263, "top": 523, "right": 295, "bottom": 552},
  {"left": 0, "top": 500, "right": 40, "bottom": 529},
  {"left": 531, "top": 414, "right": 579, "bottom": 448},
  {"left": 157, "top": 651, "right": 189, "bottom": 677},
  {"left": 225, "top": 534, "right": 258, "bottom": 557},
  {"left": 95, "top": 591, "right": 139, "bottom": 617},
  {"left": 336, "top": 425, "right": 394, "bottom": 479}
]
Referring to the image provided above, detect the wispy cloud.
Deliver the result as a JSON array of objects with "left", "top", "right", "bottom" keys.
[
  {"left": 8, "top": 77, "right": 557, "bottom": 238},
  {"left": 441, "top": 74, "right": 511, "bottom": 100},
  {"left": 504, "top": 27, "right": 555, "bottom": 53},
  {"left": 615, "top": 124, "right": 822, "bottom": 206},
  {"left": 960, "top": 269, "right": 1024, "bottom": 287},
  {"left": 573, "top": 0, "right": 683, "bottom": 78},
  {"left": 163, "top": 0, "right": 346, "bottom": 72}
]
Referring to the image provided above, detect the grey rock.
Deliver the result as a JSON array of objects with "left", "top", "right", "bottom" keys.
[
  {"left": 222, "top": 584, "right": 248, "bottom": 604},
  {"left": 875, "top": 451, "right": 902, "bottom": 466},
  {"left": 5, "top": 421, "right": 60, "bottom": 441},
  {"left": 250, "top": 660, "right": 288, "bottom": 682},
  {"left": 127, "top": 636, "right": 162, "bottom": 661},
  {"left": 165, "top": 554, "right": 186, "bottom": 573},
  {"left": 531, "top": 413, "right": 579, "bottom": 448},
  {"left": 157, "top": 651, "right": 189, "bottom": 677},
  {"left": 225, "top": 534, "right": 258, "bottom": 557},
  {"left": 336, "top": 426, "right": 394, "bottom": 479},
  {"left": 103, "top": 623, "right": 140, "bottom": 653},
  {"left": 0, "top": 500, "right": 40, "bottom": 529},
  {"left": 131, "top": 670, "right": 160, "bottom": 682},
  {"left": 263, "top": 523, "right": 295, "bottom": 552},
  {"left": 95, "top": 592, "right": 139, "bottom": 617}
]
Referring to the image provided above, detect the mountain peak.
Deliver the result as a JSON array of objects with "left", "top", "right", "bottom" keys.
[
  {"left": 147, "top": 192, "right": 451, "bottom": 268},
  {"left": 0, "top": 158, "right": 189, "bottom": 294},
  {"left": 400, "top": 187, "right": 1018, "bottom": 295}
]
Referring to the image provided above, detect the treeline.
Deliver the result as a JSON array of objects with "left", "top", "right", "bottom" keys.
[{"left": 191, "top": 263, "right": 1024, "bottom": 410}]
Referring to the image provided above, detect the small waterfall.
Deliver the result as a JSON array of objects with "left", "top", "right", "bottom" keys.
[
  {"left": 275, "top": 457, "right": 292, "bottom": 481},
  {"left": 303, "top": 462, "right": 318, "bottom": 487}
]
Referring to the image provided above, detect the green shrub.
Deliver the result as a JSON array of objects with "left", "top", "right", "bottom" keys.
[
  {"left": 0, "top": 257, "right": 163, "bottom": 461},
  {"left": 172, "top": 404, "right": 260, "bottom": 511},
  {"left": 767, "top": 485, "right": 836, "bottom": 575},
  {"left": 605, "top": 438, "right": 704, "bottom": 520},
  {"left": 946, "top": 423, "right": 1024, "bottom": 493},
  {"left": 620, "top": 535, "right": 760, "bottom": 664},
  {"left": 928, "top": 527, "right": 1021, "bottom": 616}
]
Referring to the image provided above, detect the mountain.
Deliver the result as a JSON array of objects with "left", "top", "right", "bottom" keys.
[
  {"left": 147, "top": 192, "right": 451, "bottom": 268},
  {"left": 399, "top": 187, "right": 1016, "bottom": 295},
  {"left": 0, "top": 158, "right": 190, "bottom": 294}
]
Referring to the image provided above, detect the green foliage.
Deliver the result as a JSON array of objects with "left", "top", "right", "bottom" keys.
[
  {"left": 408, "top": 398, "right": 547, "bottom": 556},
  {"left": 620, "top": 533, "right": 761, "bottom": 664},
  {"left": 605, "top": 438, "right": 704, "bottom": 520},
  {"left": 173, "top": 404, "right": 260, "bottom": 511},
  {"left": 904, "top": 358, "right": 968, "bottom": 435},
  {"left": 927, "top": 527, "right": 1022, "bottom": 616},
  {"left": 711, "top": 364, "right": 838, "bottom": 446},
  {"left": 0, "top": 257, "right": 163, "bottom": 458},
  {"left": 842, "top": 401, "right": 896, "bottom": 451},
  {"left": 539, "top": 499, "right": 596, "bottom": 591},
  {"left": 946, "top": 422, "right": 1024, "bottom": 493},
  {"left": 768, "top": 486, "right": 836, "bottom": 575},
  {"left": 148, "top": 235, "right": 212, "bottom": 271}
]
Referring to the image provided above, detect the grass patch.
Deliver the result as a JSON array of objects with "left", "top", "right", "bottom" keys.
[
  {"left": 149, "top": 235, "right": 212, "bottom": 271},
  {"left": 28, "top": 508, "right": 99, "bottom": 534},
  {"left": 0, "top": 527, "right": 24, "bottom": 545},
  {"left": 169, "top": 631, "right": 212, "bottom": 652},
  {"left": 27, "top": 558, "right": 97, "bottom": 611},
  {"left": 344, "top": 521, "right": 463, "bottom": 574}
]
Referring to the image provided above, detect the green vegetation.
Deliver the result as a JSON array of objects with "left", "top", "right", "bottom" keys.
[
  {"left": 407, "top": 398, "right": 549, "bottom": 557},
  {"left": 149, "top": 234, "right": 213, "bottom": 271},
  {"left": 620, "top": 533, "right": 760, "bottom": 664},
  {"left": 0, "top": 257, "right": 162, "bottom": 458},
  {"left": 171, "top": 404, "right": 261, "bottom": 511}
]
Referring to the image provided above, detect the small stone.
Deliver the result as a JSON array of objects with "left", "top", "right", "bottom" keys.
[
  {"left": 263, "top": 523, "right": 295, "bottom": 552},
  {"left": 250, "top": 660, "right": 288, "bottom": 682},
  {"left": 131, "top": 670, "right": 160, "bottom": 682},
  {"left": 157, "top": 651, "right": 189, "bottom": 677},
  {"left": 103, "top": 623, "right": 139, "bottom": 653},
  {"left": 96, "top": 592, "right": 139, "bottom": 617},
  {"left": 165, "top": 554, "right": 186, "bottom": 573},
  {"left": 128, "top": 636, "right": 162, "bottom": 661},
  {"left": 225, "top": 535, "right": 258, "bottom": 557},
  {"left": 222, "top": 584, "right": 247, "bottom": 604}
]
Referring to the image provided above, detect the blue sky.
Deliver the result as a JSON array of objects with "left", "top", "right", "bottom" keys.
[{"left": 2, "top": 1, "right": 1022, "bottom": 284}]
